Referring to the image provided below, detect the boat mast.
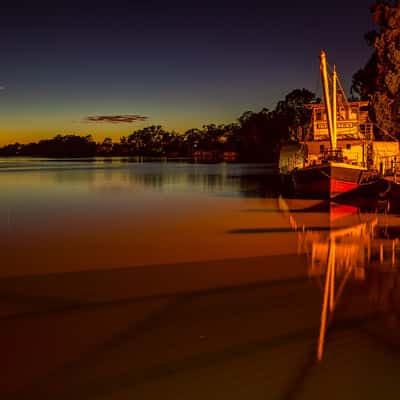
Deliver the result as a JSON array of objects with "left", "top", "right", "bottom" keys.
[
  {"left": 332, "top": 65, "right": 337, "bottom": 150},
  {"left": 320, "top": 50, "right": 335, "bottom": 151}
]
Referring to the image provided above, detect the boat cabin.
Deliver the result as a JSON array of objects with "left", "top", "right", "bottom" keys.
[
  {"left": 302, "top": 101, "right": 399, "bottom": 174},
  {"left": 308, "top": 100, "right": 373, "bottom": 141}
]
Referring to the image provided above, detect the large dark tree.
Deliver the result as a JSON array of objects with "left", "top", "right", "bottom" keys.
[
  {"left": 351, "top": 53, "right": 378, "bottom": 100},
  {"left": 274, "top": 88, "right": 319, "bottom": 141},
  {"left": 351, "top": 0, "right": 400, "bottom": 138},
  {"left": 236, "top": 88, "right": 317, "bottom": 162}
]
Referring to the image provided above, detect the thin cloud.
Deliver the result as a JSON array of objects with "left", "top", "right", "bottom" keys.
[
  {"left": 84, "top": 114, "right": 148, "bottom": 124},
  {"left": 0, "top": 86, "right": 5, "bottom": 90}
]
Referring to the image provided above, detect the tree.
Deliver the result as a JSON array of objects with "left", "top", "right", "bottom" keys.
[
  {"left": 17, "top": 134, "right": 97, "bottom": 157},
  {"left": 351, "top": 1, "right": 400, "bottom": 137},
  {"left": 351, "top": 53, "right": 378, "bottom": 100},
  {"left": 219, "top": 123, "right": 240, "bottom": 151},
  {"left": 98, "top": 137, "right": 113, "bottom": 155},
  {"left": 371, "top": 0, "right": 400, "bottom": 137},
  {"left": 274, "top": 88, "right": 318, "bottom": 141},
  {"left": 164, "top": 131, "right": 185, "bottom": 155},
  {"left": 128, "top": 125, "right": 172, "bottom": 156},
  {"left": 183, "top": 128, "right": 203, "bottom": 155},
  {"left": 234, "top": 89, "right": 317, "bottom": 161},
  {"left": 237, "top": 108, "right": 276, "bottom": 162}
]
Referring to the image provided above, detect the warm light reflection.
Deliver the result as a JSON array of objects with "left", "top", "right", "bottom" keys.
[
  {"left": 0, "top": 159, "right": 294, "bottom": 277},
  {"left": 286, "top": 201, "right": 400, "bottom": 361}
]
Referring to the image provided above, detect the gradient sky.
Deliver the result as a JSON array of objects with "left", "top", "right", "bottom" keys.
[{"left": 0, "top": 0, "right": 376, "bottom": 145}]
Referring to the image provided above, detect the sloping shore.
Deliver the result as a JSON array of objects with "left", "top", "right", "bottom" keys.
[
  {"left": 2, "top": 254, "right": 400, "bottom": 399},
  {"left": 1, "top": 254, "right": 315, "bottom": 399}
]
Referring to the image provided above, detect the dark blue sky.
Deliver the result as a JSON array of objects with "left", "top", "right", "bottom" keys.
[{"left": 0, "top": 0, "right": 376, "bottom": 144}]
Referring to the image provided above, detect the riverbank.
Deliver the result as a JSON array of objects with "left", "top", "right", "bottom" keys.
[
  {"left": 2, "top": 255, "right": 400, "bottom": 399},
  {"left": 0, "top": 254, "right": 313, "bottom": 399}
]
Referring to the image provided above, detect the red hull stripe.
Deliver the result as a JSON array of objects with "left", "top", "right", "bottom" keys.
[
  {"left": 292, "top": 163, "right": 365, "bottom": 198},
  {"left": 295, "top": 179, "right": 359, "bottom": 198},
  {"left": 330, "top": 179, "right": 358, "bottom": 196}
]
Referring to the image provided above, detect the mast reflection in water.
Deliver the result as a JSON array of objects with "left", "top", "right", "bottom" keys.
[{"left": 283, "top": 200, "right": 400, "bottom": 362}]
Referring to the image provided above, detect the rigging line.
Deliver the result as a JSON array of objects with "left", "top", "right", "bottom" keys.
[
  {"left": 336, "top": 75, "right": 349, "bottom": 105},
  {"left": 326, "top": 62, "right": 349, "bottom": 103}
]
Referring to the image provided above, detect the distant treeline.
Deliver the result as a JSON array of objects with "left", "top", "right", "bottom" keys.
[{"left": 0, "top": 89, "right": 318, "bottom": 161}]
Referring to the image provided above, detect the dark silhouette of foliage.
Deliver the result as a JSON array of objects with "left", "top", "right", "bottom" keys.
[
  {"left": 274, "top": 89, "right": 319, "bottom": 141},
  {"left": 237, "top": 108, "right": 276, "bottom": 162},
  {"left": 351, "top": 53, "right": 378, "bottom": 100},
  {"left": 236, "top": 89, "right": 318, "bottom": 162},
  {"left": 127, "top": 125, "right": 184, "bottom": 156},
  {"left": 0, "top": 88, "right": 317, "bottom": 161},
  {"left": 351, "top": 0, "right": 400, "bottom": 138},
  {"left": 0, "top": 143, "right": 22, "bottom": 156},
  {"left": 15, "top": 134, "right": 97, "bottom": 157}
]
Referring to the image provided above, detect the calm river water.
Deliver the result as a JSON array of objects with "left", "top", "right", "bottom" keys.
[
  {"left": 0, "top": 158, "right": 293, "bottom": 277},
  {"left": 2, "top": 158, "right": 400, "bottom": 399}
]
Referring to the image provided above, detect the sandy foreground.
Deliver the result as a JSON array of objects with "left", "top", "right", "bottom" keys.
[{"left": 2, "top": 253, "right": 400, "bottom": 400}]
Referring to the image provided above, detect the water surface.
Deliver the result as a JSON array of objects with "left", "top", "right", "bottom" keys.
[
  {"left": 1, "top": 158, "right": 290, "bottom": 277},
  {"left": 2, "top": 158, "right": 400, "bottom": 399}
]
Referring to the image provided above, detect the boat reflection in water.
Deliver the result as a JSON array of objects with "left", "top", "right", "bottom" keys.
[{"left": 282, "top": 199, "right": 400, "bottom": 362}]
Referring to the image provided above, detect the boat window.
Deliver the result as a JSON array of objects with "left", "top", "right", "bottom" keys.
[
  {"left": 316, "top": 111, "right": 322, "bottom": 121},
  {"left": 320, "top": 144, "right": 325, "bottom": 152},
  {"left": 346, "top": 144, "right": 351, "bottom": 150}
]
